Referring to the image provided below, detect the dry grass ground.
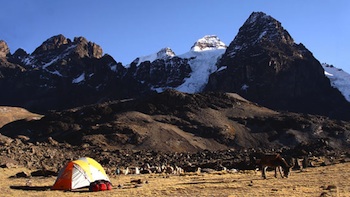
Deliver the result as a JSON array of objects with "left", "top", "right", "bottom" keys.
[{"left": 1, "top": 162, "right": 349, "bottom": 197}]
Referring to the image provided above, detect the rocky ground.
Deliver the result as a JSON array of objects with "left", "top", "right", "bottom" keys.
[{"left": 1, "top": 132, "right": 349, "bottom": 176}]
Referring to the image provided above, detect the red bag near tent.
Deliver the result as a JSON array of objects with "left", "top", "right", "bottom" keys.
[{"left": 89, "top": 180, "right": 112, "bottom": 192}]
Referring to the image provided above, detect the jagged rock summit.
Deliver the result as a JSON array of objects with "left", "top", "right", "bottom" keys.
[
  {"left": 206, "top": 11, "right": 350, "bottom": 119},
  {"left": 242, "top": 11, "right": 294, "bottom": 45},
  {"left": 191, "top": 35, "right": 227, "bottom": 51},
  {"left": 29, "top": 34, "right": 103, "bottom": 69}
]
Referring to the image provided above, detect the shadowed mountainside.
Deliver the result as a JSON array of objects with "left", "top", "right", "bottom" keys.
[{"left": 1, "top": 90, "right": 349, "bottom": 153}]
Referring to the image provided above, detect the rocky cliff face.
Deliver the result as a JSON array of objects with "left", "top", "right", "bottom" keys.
[
  {"left": 206, "top": 12, "right": 350, "bottom": 119},
  {"left": 130, "top": 57, "right": 192, "bottom": 90}
]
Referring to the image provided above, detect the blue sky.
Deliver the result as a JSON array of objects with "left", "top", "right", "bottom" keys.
[{"left": 1, "top": 0, "right": 349, "bottom": 73}]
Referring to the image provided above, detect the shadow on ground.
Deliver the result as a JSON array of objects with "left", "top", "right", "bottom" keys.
[{"left": 10, "top": 185, "right": 51, "bottom": 191}]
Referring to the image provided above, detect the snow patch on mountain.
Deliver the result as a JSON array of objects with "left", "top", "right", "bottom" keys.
[
  {"left": 50, "top": 70, "right": 63, "bottom": 76},
  {"left": 72, "top": 73, "right": 85, "bottom": 84},
  {"left": 323, "top": 63, "right": 350, "bottom": 102}
]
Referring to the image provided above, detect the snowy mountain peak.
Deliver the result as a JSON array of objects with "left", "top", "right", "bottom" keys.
[
  {"left": 135, "top": 47, "right": 175, "bottom": 66},
  {"left": 157, "top": 47, "right": 176, "bottom": 58},
  {"left": 190, "top": 35, "right": 227, "bottom": 52}
]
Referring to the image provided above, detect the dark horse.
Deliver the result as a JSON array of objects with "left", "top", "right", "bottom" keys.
[{"left": 256, "top": 154, "right": 292, "bottom": 179}]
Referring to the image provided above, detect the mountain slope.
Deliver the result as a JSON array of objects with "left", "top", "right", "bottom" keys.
[{"left": 1, "top": 90, "right": 349, "bottom": 153}]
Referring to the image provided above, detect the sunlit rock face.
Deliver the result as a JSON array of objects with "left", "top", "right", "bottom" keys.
[{"left": 0, "top": 40, "right": 10, "bottom": 58}]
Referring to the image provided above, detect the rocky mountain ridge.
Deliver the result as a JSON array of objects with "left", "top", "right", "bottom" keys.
[{"left": 0, "top": 35, "right": 151, "bottom": 112}]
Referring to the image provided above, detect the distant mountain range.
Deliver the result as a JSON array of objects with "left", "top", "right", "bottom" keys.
[{"left": 1, "top": 11, "right": 350, "bottom": 120}]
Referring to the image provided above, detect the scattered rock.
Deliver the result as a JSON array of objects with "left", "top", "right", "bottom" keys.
[
  {"left": 47, "top": 137, "right": 59, "bottom": 146},
  {"left": 11, "top": 171, "right": 30, "bottom": 178},
  {"left": 0, "top": 156, "right": 18, "bottom": 168},
  {"left": 248, "top": 181, "right": 253, "bottom": 187},
  {"left": 325, "top": 185, "right": 337, "bottom": 190},
  {"left": 1, "top": 162, "right": 17, "bottom": 168},
  {"left": 16, "top": 135, "right": 30, "bottom": 142},
  {"left": 134, "top": 184, "right": 143, "bottom": 188},
  {"left": 0, "top": 134, "right": 13, "bottom": 145},
  {"left": 130, "top": 179, "right": 143, "bottom": 184},
  {"left": 319, "top": 191, "right": 331, "bottom": 197}
]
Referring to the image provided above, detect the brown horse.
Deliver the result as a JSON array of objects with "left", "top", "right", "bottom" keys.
[{"left": 256, "top": 154, "right": 292, "bottom": 179}]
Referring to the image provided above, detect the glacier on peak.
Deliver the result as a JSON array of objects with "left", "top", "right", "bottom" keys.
[
  {"left": 176, "top": 48, "right": 226, "bottom": 93},
  {"left": 190, "top": 35, "right": 227, "bottom": 52},
  {"left": 173, "top": 35, "right": 227, "bottom": 93}
]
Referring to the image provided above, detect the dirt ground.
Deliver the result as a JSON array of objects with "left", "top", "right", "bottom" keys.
[{"left": 1, "top": 162, "right": 349, "bottom": 197}]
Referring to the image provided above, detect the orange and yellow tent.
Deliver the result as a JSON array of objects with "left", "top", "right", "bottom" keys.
[{"left": 51, "top": 157, "right": 110, "bottom": 190}]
